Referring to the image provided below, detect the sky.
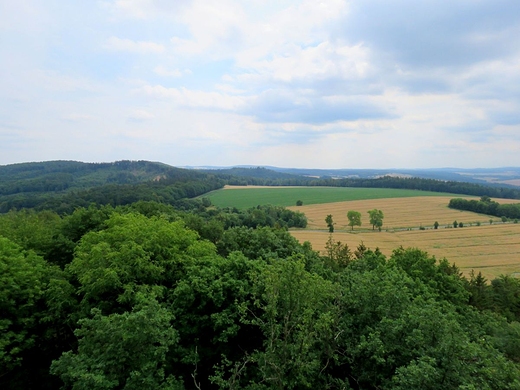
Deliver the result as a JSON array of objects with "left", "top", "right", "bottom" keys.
[{"left": 1, "top": 0, "right": 520, "bottom": 169}]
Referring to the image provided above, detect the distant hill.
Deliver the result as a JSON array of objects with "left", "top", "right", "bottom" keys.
[
  {"left": 0, "top": 160, "right": 186, "bottom": 195},
  {"left": 198, "top": 166, "right": 311, "bottom": 182},
  {"left": 190, "top": 166, "right": 520, "bottom": 188},
  {"left": 0, "top": 160, "right": 224, "bottom": 213}
]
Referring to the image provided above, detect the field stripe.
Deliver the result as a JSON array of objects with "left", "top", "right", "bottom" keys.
[{"left": 207, "top": 186, "right": 467, "bottom": 209}]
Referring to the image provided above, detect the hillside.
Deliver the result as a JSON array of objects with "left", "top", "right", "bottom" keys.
[
  {"left": 0, "top": 160, "right": 224, "bottom": 213},
  {"left": 0, "top": 160, "right": 194, "bottom": 194}
]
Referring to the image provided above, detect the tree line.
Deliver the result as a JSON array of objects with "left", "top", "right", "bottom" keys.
[
  {"left": 326, "top": 209, "right": 384, "bottom": 232},
  {"left": 449, "top": 196, "right": 520, "bottom": 220}
]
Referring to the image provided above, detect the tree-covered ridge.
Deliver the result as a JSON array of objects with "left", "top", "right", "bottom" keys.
[
  {"left": 0, "top": 160, "right": 179, "bottom": 194},
  {"left": 0, "top": 161, "right": 227, "bottom": 214},
  {"left": 1, "top": 204, "right": 520, "bottom": 389},
  {"left": 200, "top": 166, "right": 312, "bottom": 182}
]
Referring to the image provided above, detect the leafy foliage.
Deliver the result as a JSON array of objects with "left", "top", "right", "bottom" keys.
[
  {"left": 449, "top": 197, "right": 520, "bottom": 220},
  {"left": 367, "top": 209, "right": 384, "bottom": 231},
  {"left": 2, "top": 203, "right": 520, "bottom": 389},
  {"left": 347, "top": 210, "right": 362, "bottom": 230},
  {"left": 50, "top": 294, "right": 182, "bottom": 390}
]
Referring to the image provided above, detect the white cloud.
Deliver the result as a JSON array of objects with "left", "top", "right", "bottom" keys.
[
  {"left": 129, "top": 109, "right": 155, "bottom": 121},
  {"left": 101, "top": 0, "right": 189, "bottom": 20},
  {"left": 62, "top": 114, "right": 94, "bottom": 122},
  {"left": 241, "top": 41, "right": 370, "bottom": 84},
  {"left": 139, "top": 85, "right": 246, "bottom": 110},
  {"left": 104, "top": 36, "right": 165, "bottom": 53},
  {"left": 153, "top": 66, "right": 191, "bottom": 77},
  {"left": 102, "top": 0, "right": 155, "bottom": 19}
]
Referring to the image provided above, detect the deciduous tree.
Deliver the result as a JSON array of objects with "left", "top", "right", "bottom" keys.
[
  {"left": 347, "top": 211, "right": 361, "bottom": 231},
  {"left": 325, "top": 214, "right": 334, "bottom": 233},
  {"left": 367, "top": 209, "right": 384, "bottom": 231}
]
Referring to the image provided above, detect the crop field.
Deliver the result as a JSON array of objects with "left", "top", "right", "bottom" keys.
[
  {"left": 291, "top": 224, "right": 520, "bottom": 280},
  {"left": 206, "top": 186, "right": 462, "bottom": 209},
  {"left": 287, "top": 196, "right": 488, "bottom": 230},
  {"left": 288, "top": 196, "right": 520, "bottom": 280},
  {"left": 206, "top": 186, "right": 520, "bottom": 279}
]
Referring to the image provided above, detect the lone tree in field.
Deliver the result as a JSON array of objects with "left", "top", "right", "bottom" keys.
[
  {"left": 325, "top": 214, "right": 335, "bottom": 233},
  {"left": 434, "top": 221, "right": 439, "bottom": 229},
  {"left": 296, "top": 200, "right": 303, "bottom": 206},
  {"left": 347, "top": 211, "right": 362, "bottom": 231},
  {"left": 368, "top": 209, "right": 384, "bottom": 231}
]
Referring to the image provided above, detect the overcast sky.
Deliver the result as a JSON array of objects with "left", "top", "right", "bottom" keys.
[{"left": 1, "top": 1, "right": 520, "bottom": 169}]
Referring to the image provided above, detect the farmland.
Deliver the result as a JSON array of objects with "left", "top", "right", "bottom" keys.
[
  {"left": 204, "top": 186, "right": 520, "bottom": 279},
  {"left": 287, "top": 196, "right": 488, "bottom": 230},
  {"left": 288, "top": 196, "right": 520, "bottom": 280},
  {"left": 206, "top": 186, "right": 462, "bottom": 209},
  {"left": 291, "top": 224, "right": 520, "bottom": 280}
]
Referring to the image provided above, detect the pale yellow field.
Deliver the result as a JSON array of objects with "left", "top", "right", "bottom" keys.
[
  {"left": 291, "top": 224, "right": 520, "bottom": 280},
  {"left": 289, "top": 197, "right": 520, "bottom": 280},
  {"left": 288, "top": 196, "right": 518, "bottom": 231}
]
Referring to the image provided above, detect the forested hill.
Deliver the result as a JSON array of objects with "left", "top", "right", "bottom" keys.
[
  {"left": 0, "top": 160, "right": 225, "bottom": 213},
  {"left": 199, "top": 166, "right": 313, "bottom": 185},
  {"left": 0, "top": 160, "right": 200, "bottom": 193}
]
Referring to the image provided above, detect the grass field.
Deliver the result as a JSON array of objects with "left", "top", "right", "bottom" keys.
[{"left": 206, "top": 186, "right": 464, "bottom": 209}]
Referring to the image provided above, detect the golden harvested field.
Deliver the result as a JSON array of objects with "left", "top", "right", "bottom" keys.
[
  {"left": 288, "top": 197, "right": 520, "bottom": 280},
  {"left": 288, "top": 196, "right": 518, "bottom": 230}
]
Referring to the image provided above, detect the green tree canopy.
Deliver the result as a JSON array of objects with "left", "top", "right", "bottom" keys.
[
  {"left": 325, "top": 214, "right": 334, "bottom": 233},
  {"left": 368, "top": 209, "right": 384, "bottom": 231},
  {"left": 347, "top": 210, "right": 362, "bottom": 230},
  {"left": 51, "top": 294, "right": 183, "bottom": 390}
]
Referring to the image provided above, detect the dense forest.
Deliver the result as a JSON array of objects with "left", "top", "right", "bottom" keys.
[
  {"left": 2, "top": 161, "right": 520, "bottom": 389},
  {"left": 0, "top": 161, "right": 226, "bottom": 213},
  {"left": 1, "top": 200, "right": 520, "bottom": 389}
]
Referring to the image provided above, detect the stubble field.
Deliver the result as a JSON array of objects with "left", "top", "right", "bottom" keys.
[
  {"left": 207, "top": 186, "right": 520, "bottom": 280},
  {"left": 288, "top": 196, "right": 520, "bottom": 280},
  {"left": 287, "top": 196, "right": 489, "bottom": 230}
]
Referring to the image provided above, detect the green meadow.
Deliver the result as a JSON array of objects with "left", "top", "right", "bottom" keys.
[{"left": 205, "top": 186, "right": 462, "bottom": 209}]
